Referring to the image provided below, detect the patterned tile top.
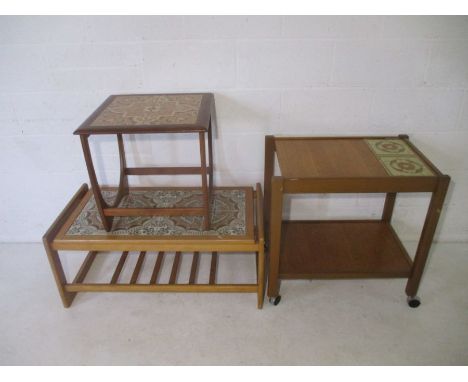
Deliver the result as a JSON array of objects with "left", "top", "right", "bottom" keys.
[
  {"left": 90, "top": 94, "right": 203, "bottom": 127},
  {"left": 66, "top": 189, "right": 247, "bottom": 236},
  {"left": 365, "top": 139, "right": 434, "bottom": 176}
]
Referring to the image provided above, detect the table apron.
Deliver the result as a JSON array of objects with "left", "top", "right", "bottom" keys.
[{"left": 282, "top": 177, "right": 438, "bottom": 193}]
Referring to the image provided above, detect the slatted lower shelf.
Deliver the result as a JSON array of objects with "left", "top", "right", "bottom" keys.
[{"left": 65, "top": 250, "right": 258, "bottom": 294}]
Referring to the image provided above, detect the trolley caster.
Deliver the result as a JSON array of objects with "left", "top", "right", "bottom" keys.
[
  {"left": 407, "top": 296, "right": 421, "bottom": 308},
  {"left": 269, "top": 296, "right": 281, "bottom": 306}
]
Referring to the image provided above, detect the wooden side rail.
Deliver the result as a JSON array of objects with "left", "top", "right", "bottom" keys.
[
  {"left": 65, "top": 284, "right": 257, "bottom": 293},
  {"left": 103, "top": 207, "right": 205, "bottom": 217},
  {"left": 125, "top": 166, "right": 212, "bottom": 176}
]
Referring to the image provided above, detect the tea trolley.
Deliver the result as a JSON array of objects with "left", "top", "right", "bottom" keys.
[{"left": 264, "top": 135, "right": 450, "bottom": 307}]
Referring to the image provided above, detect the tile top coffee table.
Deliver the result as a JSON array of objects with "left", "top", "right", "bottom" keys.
[
  {"left": 43, "top": 184, "right": 266, "bottom": 309},
  {"left": 264, "top": 135, "right": 450, "bottom": 307},
  {"left": 74, "top": 93, "right": 215, "bottom": 231}
]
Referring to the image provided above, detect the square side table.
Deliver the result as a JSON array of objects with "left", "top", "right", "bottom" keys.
[
  {"left": 74, "top": 93, "right": 215, "bottom": 231},
  {"left": 264, "top": 135, "right": 450, "bottom": 307}
]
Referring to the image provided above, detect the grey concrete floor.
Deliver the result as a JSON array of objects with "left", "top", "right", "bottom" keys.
[{"left": 0, "top": 242, "right": 467, "bottom": 365}]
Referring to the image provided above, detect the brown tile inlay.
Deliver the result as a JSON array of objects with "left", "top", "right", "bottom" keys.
[
  {"left": 90, "top": 94, "right": 203, "bottom": 127},
  {"left": 66, "top": 188, "right": 247, "bottom": 236}
]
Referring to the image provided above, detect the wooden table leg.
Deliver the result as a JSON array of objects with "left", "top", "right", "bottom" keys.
[
  {"left": 42, "top": 184, "right": 89, "bottom": 307},
  {"left": 80, "top": 134, "right": 130, "bottom": 231},
  {"left": 257, "top": 248, "right": 265, "bottom": 309},
  {"left": 256, "top": 183, "right": 265, "bottom": 309},
  {"left": 263, "top": 135, "right": 275, "bottom": 245},
  {"left": 405, "top": 175, "right": 450, "bottom": 299},
  {"left": 382, "top": 192, "right": 397, "bottom": 222},
  {"left": 207, "top": 119, "right": 214, "bottom": 208},
  {"left": 80, "top": 134, "right": 113, "bottom": 231},
  {"left": 199, "top": 131, "right": 210, "bottom": 230},
  {"left": 267, "top": 176, "right": 284, "bottom": 300},
  {"left": 43, "top": 244, "right": 76, "bottom": 308},
  {"left": 112, "top": 133, "right": 129, "bottom": 206}
]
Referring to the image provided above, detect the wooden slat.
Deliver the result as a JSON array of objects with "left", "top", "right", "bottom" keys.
[
  {"left": 125, "top": 166, "right": 211, "bottom": 176},
  {"left": 103, "top": 207, "right": 204, "bottom": 217},
  {"left": 169, "top": 252, "right": 182, "bottom": 284},
  {"left": 73, "top": 251, "right": 98, "bottom": 284},
  {"left": 110, "top": 251, "right": 128, "bottom": 284},
  {"left": 65, "top": 283, "right": 258, "bottom": 293},
  {"left": 189, "top": 252, "right": 200, "bottom": 284},
  {"left": 209, "top": 252, "right": 218, "bottom": 285},
  {"left": 130, "top": 251, "right": 146, "bottom": 284},
  {"left": 149, "top": 252, "right": 165, "bottom": 284}
]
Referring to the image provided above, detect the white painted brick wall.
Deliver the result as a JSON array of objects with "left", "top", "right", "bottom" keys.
[
  {"left": 238, "top": 40, "right": 334, "bottom": 87},
  {"left": 0, "top": 16, "right": 467, "bottom": 242}
]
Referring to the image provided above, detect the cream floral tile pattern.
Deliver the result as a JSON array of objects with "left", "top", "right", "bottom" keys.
[
  {"left": 365, "top": 139, "right": 434, "bottom": 176},
  {"left": 90, "top": 94, "right": 203, "bottom": 127},
  {"left": 366, "top": 139, "right": 414, "bottom": 156},
  {"left": 66, "top": 189, "right": 246, "bottom": 236}
]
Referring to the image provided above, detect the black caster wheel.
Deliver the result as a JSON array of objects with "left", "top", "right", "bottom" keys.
[
  {"left": 269, "top": 296, "right": 281, "bottom": 306},
  {"left": 264, "top": 242, "right": 268, "bottom": 251},
  {"left": 407, "top": 296, "right": 421, "bottom": 308}
]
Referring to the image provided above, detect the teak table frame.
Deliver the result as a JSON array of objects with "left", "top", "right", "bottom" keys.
[
  {"left": 43, "top": 184, "right": 265, "bottom": 309},
  {"left": 74, "top": 93, "right": 215, "bottom": 231},
  {"left": 264, "top": 134, "right": 450, "bottom": 307}
]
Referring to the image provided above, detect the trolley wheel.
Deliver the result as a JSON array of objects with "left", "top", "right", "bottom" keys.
[
  {"left": 407, "top": 296, "right": 421, "bottom": 308},
  {"left": 269, "top": 296, "right": 281, "bottom": 306}
]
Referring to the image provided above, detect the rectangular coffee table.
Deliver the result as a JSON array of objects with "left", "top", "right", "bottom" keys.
[
  {"left": 43, "top": 184, "right": 265, "bottom": 309},
  {"left": 264, "top": 135, "right": 450, "bottom": 307},
  {"left": 74, "top": 93, "right": 215, "bottom": 231}
]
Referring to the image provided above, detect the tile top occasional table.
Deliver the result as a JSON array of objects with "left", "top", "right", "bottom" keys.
[
  {"left": 74, "top": 93, "right": 215, "bottom": 231},
  {"left": 264, "top": 135, "right": 450, "bottom": 307}
]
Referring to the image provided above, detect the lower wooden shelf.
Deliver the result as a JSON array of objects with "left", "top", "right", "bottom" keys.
[
  {"left": 65, "top": 250, "right": 258, "bottom": 293},
  {"left": 279, "top": 220, "right": 413, "bottom": 279}
]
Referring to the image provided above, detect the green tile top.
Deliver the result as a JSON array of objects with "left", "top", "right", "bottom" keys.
[{"left": 365, "top": 139, "right": 434, "bottom": 177}]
